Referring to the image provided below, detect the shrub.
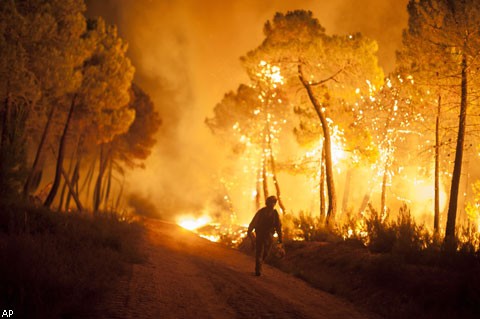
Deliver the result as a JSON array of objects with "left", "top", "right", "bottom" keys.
[
  {"left": 0, "top": 202, "right": 144, "bottom": 317},
  {"left": 364, "top": 205, "right": 396, "bottom": 253}
]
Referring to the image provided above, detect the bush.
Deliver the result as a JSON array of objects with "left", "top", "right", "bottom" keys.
[
  {"left": 285, "top": 211, "right": 342, "bottom": 242},
  {"left": 364, "top": 204, "right": 396, "bottom": 253},
  {"left": 0, "top": 202, "right": 144, "bottom": 318}
]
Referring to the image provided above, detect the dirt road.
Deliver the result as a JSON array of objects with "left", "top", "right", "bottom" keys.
[{"left": 97, "top": 219, "right": 375, "bottom": 319}]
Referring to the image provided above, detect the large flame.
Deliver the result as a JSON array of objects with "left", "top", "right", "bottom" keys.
[{"left": 177, "top": 215, "right": 212, "bottom": 231}]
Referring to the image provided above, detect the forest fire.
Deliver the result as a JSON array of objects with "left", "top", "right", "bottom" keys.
[{"left": 177, "top": 215, "right": 249, "bottom": 246}]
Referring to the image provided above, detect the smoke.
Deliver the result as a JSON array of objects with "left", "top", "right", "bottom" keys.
[{"left": 86, "top": 0, "right": 409, "bottom": 222}]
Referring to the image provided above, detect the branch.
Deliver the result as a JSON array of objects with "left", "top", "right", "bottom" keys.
[{"left": 309, "top": 67, "right": 344, "bottom": 86}]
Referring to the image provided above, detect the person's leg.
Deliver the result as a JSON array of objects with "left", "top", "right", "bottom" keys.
[
  {"left": 255, "top": 237, "right": 264, "bottom": 276},
  {"left": 263, "top": 236, "right": 273, "bottom": 261}
]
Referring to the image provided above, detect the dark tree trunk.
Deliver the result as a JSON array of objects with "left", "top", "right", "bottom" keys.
[
  {"left": 45, "top": 94, "right": 77, "bottom": 208},
  {"left": 267, "top": 125, "right": 286, "bottom": 214},
  {"left": 1, "top": 93, "right": 10, "bottom": 151},
  {"left": 445, "top": 54, "right": 468, "bottom": 249},
  {"left": 24, "top": 105, "right": 55, "bottom": 197},
  {"left": 114, "top": 179, "right": 124, "bottom": 212},
  {"left": 66, "top": 157, "right": 80, "bottom": 212},
  {"left": 262, "top": 151, "right": 269, "bottom": 202},
  {"left": 299, "top": 64, "right": 336, "bottom": 225},
  {"left": 434, "top": 95, "right": 441, "bottom": 234},
  {"left": 104, "top": 157, "right": 113, "bottom": 210},
  {"left": 358, "top": 192, "right": 371, "bottom": 216},
  {"left": 93, "top": 144, "right": 110, "bottom": 213},
  {"left": 58, "top": 147, "right": 77, "bottom": 211},
  {"left": 255, "top": 168, "right": 261, "bottom": 211},
  {"left": 60, "top": 167, "right": 83, "bottom": 211},
  {"left": 0, "top": 94, "right": 11, "bottom": 191}
]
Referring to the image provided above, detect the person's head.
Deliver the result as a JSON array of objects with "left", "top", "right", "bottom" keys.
[{"left": 265, "top": 195, "right": 277, "bottom": 208}]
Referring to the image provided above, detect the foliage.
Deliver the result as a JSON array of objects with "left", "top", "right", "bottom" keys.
[
  {"left": 0, "top": 0, "right": 159, "bottom": 212},
  {"left": 0, "top": 201, "right": 144, "bottom": 318},
  {"left": 241, "top": 10, "right": 384, "bottom": 222},
  {"left": 398, "top": 0, "right": 480, "bottom": 243},
  {"left": 0, "top": 1, "right": 40, "bottom": 197}
]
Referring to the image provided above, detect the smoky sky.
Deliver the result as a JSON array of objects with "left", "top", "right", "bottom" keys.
[{"left": 86, "top": 0, "right": 409, "bottom": 219}]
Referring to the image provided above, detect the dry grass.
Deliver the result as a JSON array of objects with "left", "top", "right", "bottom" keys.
[
  {"left": 233, "top": 205, "right": 480, "bottom": 318},
  {"left": 0, "top": 200, "right": 144, "bottom": 318},
  {"left": 263, "top": 206, "right": 480, "bottom": 319}
]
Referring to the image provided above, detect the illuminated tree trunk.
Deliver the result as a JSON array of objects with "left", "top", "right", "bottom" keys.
[
  {"left": 23, "top": 104, "right": 55, "bottom": 197},
  {"left": 381, "top": 157, "right": 389, "bottom": 216},
  {"left": 262, "top": 151, "right": 269, "bottom": 201},
  {"left": 93, "top": 145, "right": 109, "bottom": 213},
  {"left": 114, "top": 178, "right": 124, "bottom": 212},
  {"left": 358, "top": 192, "right": 371, "bottom": 216},
  {"left": 45, "top": 94, "right": 77, "bottom": 208},
  {"left": 320, "top": 142, "right": 326, "bottom": 221},
  {"left": 434, "top": 95, "right": 441, "bottom": 234},
  {"left": 104, "top": 157, "right": 113, "bottom": 210},
  {"left": 299, "top": 64, "right": 336, "bottom": 225},
  {"left": 255, "top": 168, "right": 261, "bottom": 210},
  {"left": 268, "top": 132, "right": 286, "bottom": 214},
  {"left": 445, "top": 54, "right": 468, "bottom": 249}
]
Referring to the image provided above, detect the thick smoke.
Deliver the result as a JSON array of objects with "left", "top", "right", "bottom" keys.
[{"left": 86, "top": 0, "right": 409, "bottom": 222}]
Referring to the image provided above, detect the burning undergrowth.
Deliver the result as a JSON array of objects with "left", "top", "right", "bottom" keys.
[{"left": 177, "top": 205, "right": 480, "bottom": 319}]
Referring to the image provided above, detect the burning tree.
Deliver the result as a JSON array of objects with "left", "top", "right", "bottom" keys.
[
  {"left": 354, "top": 75, "right": 425, "bottom": 218},
  {"left": 399, "top": 0, "right": 480, "bottom": 247},
  {"left": 206, "top": 61, "right": 290, "bottom": 213},
  {"left": 242, "top": 10, "right": 384, "bottom": 225}
]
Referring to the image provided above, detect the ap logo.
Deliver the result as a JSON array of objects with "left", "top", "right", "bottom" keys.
[{"left": 1, "top": 310, "right": 13, "bottom": 318}]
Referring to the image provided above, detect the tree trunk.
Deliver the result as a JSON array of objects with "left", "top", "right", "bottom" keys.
[
  {"left": 24, "top": 105, "right": 55, "bottom": 197},
  {"left": 114, "top": 179, "right": 124, "bottom": 212},
  {"left": 320, "top": 142, "right": 326, "bottom": 222},
  {"left": 0, "top": 93, "right": 11, "bottom": 191},
  {"left": 80, "top": 156, "right": 96, "bottom": 197},
  {"left": 60, "top": 167, "right": 83, "bottom": 211},
  {"left": 299, "top": 64, "right": 337, "bottom": 225},
  {"left": 434, "top": 95, "right": 441, "bottom": 234},
  {"left": 93, "top": 144, "right": 110, "bottom": 213},
  {"left": 1, "top": 93, "right": 10, "bottom": 151},
  {"left": 45, "top": 94, "right": 77, "bottom": 208},
  {"left": 255, "top": 168, "right": 261, "bottom": 210},
  {"left": 381, "top": 158, "right": 388, "bottom": 216},
  {"left": 66, "top": 157, "right": 80, "bottom": 212},
  {"left": 58, "top": 147, "right": 77, "bottom": 212},
  {"left": 358, "top": 190, "right": 371, "bottom": 215},
  {"left": 104, "top": 157, "right": 113, "bottom": 210},
  {"left": 445, "top": 54, "right": 468, "bottom": 249},
  {"left": 268, "top": 132, "right": 286, "bottom": 214},
  {"left": 262, "top": 150, "right": 269, "bottom": 201}
]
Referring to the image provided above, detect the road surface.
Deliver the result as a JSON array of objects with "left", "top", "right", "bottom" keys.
[{"left": 97, "top": 219, "right": 376, "bottom": 319}]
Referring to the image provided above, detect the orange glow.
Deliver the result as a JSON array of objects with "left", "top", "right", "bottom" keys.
[{"left": 177, "top": 215, "right": 212, "bottom": 231}]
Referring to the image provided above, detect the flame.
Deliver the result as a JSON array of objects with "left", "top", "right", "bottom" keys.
[{"left": 177, "top": 215, "right": 212, "bottom": 231}]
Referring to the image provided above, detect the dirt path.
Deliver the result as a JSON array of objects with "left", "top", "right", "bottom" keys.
[{"left": 97, "top": 219, "right": 375, "bottom": 319}]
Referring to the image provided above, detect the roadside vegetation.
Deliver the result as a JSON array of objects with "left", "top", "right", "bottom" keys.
[
  {"left": 238, "top": 205, "right": 480, "bottom": 319},
  {"left": 0, "top": 199, "right": 144, "bottom": 318}
]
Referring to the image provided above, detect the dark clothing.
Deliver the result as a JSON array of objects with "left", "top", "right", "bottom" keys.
[{"left": 248, "top": 207, "right": 282, "bottom": 275}]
